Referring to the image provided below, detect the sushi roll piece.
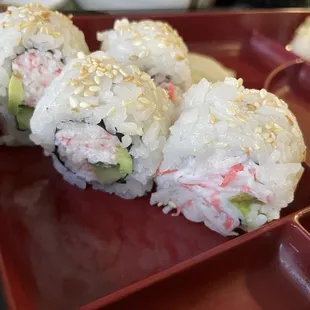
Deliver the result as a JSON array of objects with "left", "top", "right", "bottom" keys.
[
  {"left": 151, "top": 78, "right": 306, "bottom": 236},
  {"left": 30, "top": 51, "right": 175, "bottom": 199},
  {"left": 97, "top": 18, "right": 191, "bottom": 105},
  {"left": 287, "top": 16, "right": 310, "bottom": 61},
  {"left": 0, "top": 3, "right": 89, "bottom": 145}
]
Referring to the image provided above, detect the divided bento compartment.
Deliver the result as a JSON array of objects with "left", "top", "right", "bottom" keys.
[
  {"left": 1, "top": 11, "right": 310, "bottom": 310},
  {"left": 82, "top": 218, "right": 310, "bottom": 310}
]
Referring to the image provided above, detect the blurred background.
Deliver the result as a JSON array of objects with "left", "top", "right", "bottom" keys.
[{"left": 1, "top": 0, "right": 310, "bottom": 12}]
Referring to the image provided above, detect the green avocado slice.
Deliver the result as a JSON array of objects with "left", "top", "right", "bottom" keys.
[
  {"left": 8, "top": 73, "right": 24, "bottom": 116},
  {"left": 115, "top": 146, "right": 133, "bottom": 174},
  {"left": 8, "top": 73, "right": 34, "bottom": 130},
  {"left": 229, "top": 193, "right": 265, "bottom": 216},
  {"left": 16, "top": 105, "right": 34, "bottom": 130},
  {"left": 91, "top": 163, "right": 127, "bottom": 185}
]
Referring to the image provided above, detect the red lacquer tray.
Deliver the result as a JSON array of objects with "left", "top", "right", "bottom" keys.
[{"left": 1, "top": 10, "right": 310, "bottom": 310}]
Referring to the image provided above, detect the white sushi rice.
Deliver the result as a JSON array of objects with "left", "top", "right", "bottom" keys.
[
  {"left": 288, "top": 16, "right": 310, "bottom": 61},
  {"left": 0, "top": 3, "right": 89, "bottom": 145},
  {"left": 30, "top": 51, "right": 175, "bottom": 199},
  {"left": 97, "top": 18, "right": 191, "bottom": 104},
  {"left": 151, "top": 78, "right": 306, "bottom": 236}
]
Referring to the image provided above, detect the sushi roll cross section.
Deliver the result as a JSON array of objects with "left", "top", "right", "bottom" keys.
[
  {"left": 0, "top": 3, "right": 89, "bottom": 145},
  {"left": 30, "top": 51, "right": 175, "bottom": 199},
  {"left": 97, "top": 18, "right": 191, "bottom": 105},
  {"left": 151, "top": 78, "right": 306, "bottom": 236}
]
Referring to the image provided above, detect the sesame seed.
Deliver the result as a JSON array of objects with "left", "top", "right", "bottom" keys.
[
  {"left": 77, "top": 52, "right": 85, "bottom": 59},
  {"left": 84, "top": 90, "right": 95, "bottom": 97},
  {"left": 88, "top": 65, "right": 97, "bottom": 73},
  {"left": 105, "top": 72, "right": 114, "bottom": 79},
  {"left": 254, "top": 102, "right": 260, "bottom": 108},
  {"left": 235, "top": 114, "right": 247, "bottom": 122},
  {"left": 157, "top": 202, "right": 163, "bottom": 207},
  {"left": 134, "top": 79, "right": 143, "bottom": 86},
  {"left": 119, "top": 69, "right": 128, "bottom": 77},
  {"left": 112, "top": 65, "right": 120, "bottom": 69},
  {"left": 129, "top": 55, "right": 138, "bottom": 61},
  {"left": 253, "top": 143, "right": 260, "bottom": 150},
  {"left": 69, "top": 96, "right": 78, "bottom": 108},
  {"left": 94, "top": 76, "right": 101, "bottom": 85},
  {"left": 96, "top": 70, "right": 105, "bottom": 77},
  {"left": 70, "top": 80, "right": 79, "bottom": 86},
  {"left": 247, "top": 104, "right": 256, "bottom": 111},
  {"left": 89, "top": 86, "right": 100, "bottom": 92},
  {"left": 241, "top": 146, "right": 249, "bottom": 153},
  {"left": 124, "top": 76, "right": 134, "bottom": 82},
  {"left": 105, "top": 64, "right": 112, "bottom": 71},
  {"left": 96, "top": 67, "right": 106, "bottom": 72},
  {"left": 139, "top": 50, "right": 148, "bottom": 58},
  {"left": 138, "top": 97, "right": 150, "bottom": 104},
  {"left": 260, "top": 89, "right": 267, "bottom": 99},
  {"left": 273, "top": 128, "right": 282, "bottom": 134},
  {"left": 270, "top": 132, "right": 276, "bottom": 139},
  {"left": 74, "top": 85, "right": 84, "bottom": 95},
  {"left": 176, "top": 54, "right": 185, "bottom": 61},
  {"left": 237, "top": 78, "right": 243, "bottom": 88},
  {"left": 266, "top": 138, "right": 274, "bottom": 143},
  {"left": 285, "top": 115, "right": 294, "bottom": 126},
  {"left": 210, "top": 114, "right": 216, "bottom": 124},
  {"left": 265, "top": 122, "right": 274, "bottom": 129},
  {"left": 226, "top": 108, "right": 236, "bottom": 116},
  {"left": 216, "top": 142, "right": 228, "bottom": 148},
  {"left": 168, "top": 201, "right": 177, "bottom": 209},
  {"left": 112, "top": 69, "right": 118, "bottom": 75},
  {"left": 133, "top": 40, "right": 142, "bottom": 46},
  {"left": 78, "top": 73, "right": 89, "bottom": 80},
  {"left": 82, "top": 79, "right": 94, "bottom": 86},
  {"left": 141, "top": 73, "right": 150, "bottom": 81},
  {"left": 267, "top": 100, "right": 276, "bottom": 106},
  {"left": 80, "top": 101, "right": 90, "bottom": 108}
]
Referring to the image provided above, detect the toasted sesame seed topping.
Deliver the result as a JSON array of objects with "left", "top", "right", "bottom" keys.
[
  {"left": 84, "top": 90, "right": 95, "bottom": 97},
  {"left": 74, "top": 85, "right": 84, "bottom": 95},
  {"left": 285, "top": 115, "right": 294, "bottom": 126},
  {"left": 119, "top": 69, "right": 128, "bottom": 77},
  {"left": 168, "top": 201, "right": 177, "bottom": 209},
  {"left": 89, "top": 86, "right": 100, "bottom": 92},
  {"left": 81, "top": 79, "right": 94, "bottom": 86},
  {"left": 247, "top": 104, "right": 256, "bottom": 111},
  {"left": 129, "top": 55, "right": 138, "bottom": 61},
  {"left": 260, "top": 89, "right": 267, "bottom": 99},
  {"left": 96, "top": 70, "right": 105, "bottom": 77},
  {"left": 124, "top": 76, "right": 135, "bottom": 82},
  {"left": 235, "top": 114, "right": 247, "bottom": 122},
  {"left": 210, "top": 114, "right": 216, "bottom": 124},
  {"left": 77, "top": 52, "right": 85, "bottom": 59},
  {"left": 138, "top": 97, "right": 150, "bottom": 104},
  {"left": 80, "top": 101, "right": 90, "bottom": 108}
]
